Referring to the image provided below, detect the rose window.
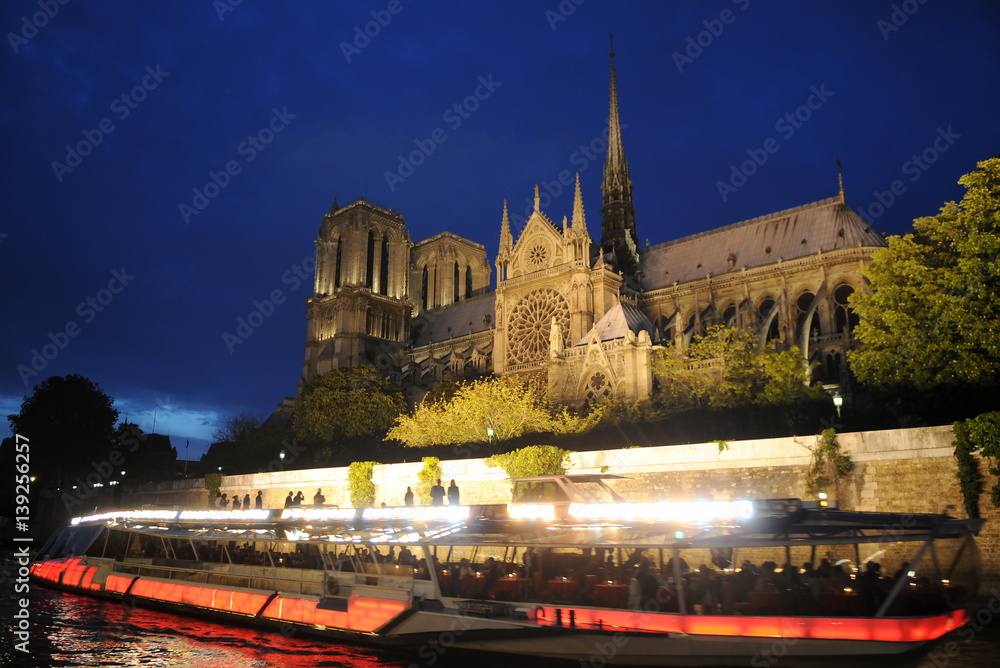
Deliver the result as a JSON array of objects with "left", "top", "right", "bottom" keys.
[
  {"left": 526, "top": 240, "right": 550, "bottom": 271},
  {"left": 586, "top": 370, "right": 611, "bottom": 404},
  {"left": 506, "top": 288, "right": 570, "bottom": 365}
]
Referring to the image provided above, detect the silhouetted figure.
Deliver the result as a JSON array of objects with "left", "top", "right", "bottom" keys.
[
  {"left": 284, "top": 492, "right": 293, "bottom": 508},
  {"left": 255, "top": 491, "right": 263, "bottom": 509},
  {"left": 232, "top": 496, "right": 241, "bottom": 510},
  {"left": 313, "top": 488, "right": 326, "bottom": 505},
  {"left": 430, "top": 479, "right": 446, "bottom": 506},
  {"left": 293, "top": 491, "right": 304, "bottom": 506},
  {"left": 220, "top": 493, "right": 228, "bottom": 509},
  {"left": 214, "top": 491, "right": 222, "bottom": 508},
  {"left": 447, "top": 479, "right": 460, "bottom": 506},
  {"left": 243, "top": 493, "right": 251, "bottom": 509},
  {"left": 404, "top": 486, "right": 414, "bottom": 507}
]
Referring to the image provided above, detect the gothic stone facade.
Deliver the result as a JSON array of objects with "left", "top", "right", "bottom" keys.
[{"left": 300, "top": 49, "right": 886, "bottom": 405}]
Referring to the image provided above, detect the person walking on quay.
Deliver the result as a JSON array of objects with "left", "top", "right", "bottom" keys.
[
  {"left": 220, "top": 493, "right": 228, "bottom": 509},
  {"left": 255, "top": 490, "right": 263, "bottom": 509},
  {"left": 404, "top": 486, "right": 414, "bottom": 507},
  {"left": 430, "top": 479, "right": 446, "bottom": 506},
  {"left": 232, "top": 495, "right": 241, "bottom": 510},
  {"left": 284, "top": 492, "right": 293, "bottom": 508},
  {"left": 214, "top": 491, "right": 222, "bottom": 508},
  {"left": 293, "top": 490, "right": 304, "bottom": 506},
  {"left": 313, "top": 488, "right": 326, "bottom": 506},
  {"left": 243, "top": 493, "right": 251, "bottom": 509},
  {"left": 447, "top": 479, "right": 460, "bottom": 506}
]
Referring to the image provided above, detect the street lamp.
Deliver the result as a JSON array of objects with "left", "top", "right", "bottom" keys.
[
  {"left": 486, "top": 427, "right": 494, "bottom": 447},
  {"left": 833, "top": 393, "right": 843, "bottom": 419},
  {"left": 279, "top": 450, "right": 285, "bottom": 462}
]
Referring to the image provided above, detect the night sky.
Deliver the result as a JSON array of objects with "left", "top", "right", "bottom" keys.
[{"left": 2, "top": 1, "right": 998, "bottom": 459}]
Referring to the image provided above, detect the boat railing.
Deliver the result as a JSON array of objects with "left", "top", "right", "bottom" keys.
[{"left": 113, "top": 560, "right": 326, "bottom": 596}]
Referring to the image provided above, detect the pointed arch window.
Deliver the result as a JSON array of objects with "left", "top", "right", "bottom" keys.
[
  {"left": 834, "top": 285, "right": 859, "bottom": 334},
  {"left": 465, "top": 266, "right": 473, "bottom": 299},
  {"left": 759, "top": 297, "right": 780, "bottom": 342},
  {"left": 366, "top": 231, "right": 375, "bottom": 288},
  {"left": 421, "top": 266, "right": 428, "bottom": 311},
  {"left": 334, "top": 238, "right": 343, "bottom": 288},
  {"left": 454, "top": 261, "right": 460, "bottom": 303},
  {"left": 380, "top": 234, "right": 389, "bottom": 295}
]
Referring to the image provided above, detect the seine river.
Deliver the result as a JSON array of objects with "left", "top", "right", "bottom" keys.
[{"left": 3, "top": 551, "right": 998, "bottom": 668}]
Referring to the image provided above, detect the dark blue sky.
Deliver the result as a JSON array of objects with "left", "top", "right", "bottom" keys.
[{"left": 3, "top": 1, "right": 998, "bottom": 459}]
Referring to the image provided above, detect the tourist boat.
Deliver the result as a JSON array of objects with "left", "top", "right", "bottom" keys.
[{"left": 31, "top": 475, "right": 982, "bottom": 666}]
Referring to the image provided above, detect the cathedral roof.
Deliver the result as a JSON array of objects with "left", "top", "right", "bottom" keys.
[
  {"left": 411, "top": 293, "right": 496, "bottom": 348},
  {"left": 638, "top": 196, "right": 887, "bottom": 291},
  {"left": 577, "top": 300, "right": 655, "bottom": 345}
]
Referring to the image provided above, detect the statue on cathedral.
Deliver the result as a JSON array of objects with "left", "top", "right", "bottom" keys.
[{"left": 549, "top": 316, "right": 563, "bottom": 358}]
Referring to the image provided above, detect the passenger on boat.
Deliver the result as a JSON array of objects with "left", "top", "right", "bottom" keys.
[
  {"left": 627, "top": 569, "right": 642, "bottom": 609},
  {"left": 447, "top": 480, "right": 460, "bottom": 506}
]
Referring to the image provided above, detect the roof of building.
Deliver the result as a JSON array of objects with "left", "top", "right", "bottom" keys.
[
  {"left": 411, "top": 293, "right": 496, "bottom": 347},
  {"left": 638, "top": 196, "right": 887, "bottom": 291},
  {"left": 577, "top": 300, "right": 655, "bottom": 345}
]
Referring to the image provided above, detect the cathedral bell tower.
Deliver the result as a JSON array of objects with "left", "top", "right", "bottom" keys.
[{"left": 599, "top": 35, "right": 639, "bottom": 274}]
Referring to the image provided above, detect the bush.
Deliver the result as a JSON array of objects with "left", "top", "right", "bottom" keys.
[
  {"left": 485, "top": 445, "right": 572, "bottom": 478},
  {"left": 953, "top": 411, "right": 1000, "bottom": 516},
  {"left": 417, "top": 456, "right": 442, "bottom": 505},
  {"left": 348, "top": 460, "right": 379, "bottom": 508}
]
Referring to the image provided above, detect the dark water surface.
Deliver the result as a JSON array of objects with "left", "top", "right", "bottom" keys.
[{"left": 4, "top": 552, "right": 999, "bottom": 668}]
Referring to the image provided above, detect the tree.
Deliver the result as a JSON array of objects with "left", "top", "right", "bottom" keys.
[
  {"left": 485, "top": 445, "right": 572, "bottom": 478},
  {"left": 212, "top": 411, "right": 263, "bottom": 445},
  {"left": 7, "top": 374, "right": 119, "bottom": 489},
  {"left": 293, "top": 367, "right": 407, "bottom": 443},
  {"left": 650, "top": 325, "right": 819, "bottom": 410},
  {"left": 387, "top": 376, "right": 556, "bottom": 448},
  {"left": 850, "top": 157, "right": 1000, "bottom": 390}
]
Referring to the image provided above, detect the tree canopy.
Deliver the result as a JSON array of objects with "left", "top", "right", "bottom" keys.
[
  {"left": 386, "top": 375, "right": 588, "bottom": 448},
  {"left": 293, "top": 366, "right": 407, "bottom": 443},
  {"left": 850, "top": 157, "right": 1000, "bottom": 390},
  {"left": 7, "top": 374, "right": 119, "bottom": 488},
  {"left": 651, "top": 325, "right": 820, "bottom": 410}
]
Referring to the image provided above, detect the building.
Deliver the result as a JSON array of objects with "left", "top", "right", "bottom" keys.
[{"left": 299, "top": 44, "right": 886, "bottom": 406}]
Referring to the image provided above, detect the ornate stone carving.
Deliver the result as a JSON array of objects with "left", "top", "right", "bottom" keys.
[{"left": 506, "top": 287, "right": 569, "bottom": 365}]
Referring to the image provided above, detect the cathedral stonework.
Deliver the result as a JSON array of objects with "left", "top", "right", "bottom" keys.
[{"left": 298, "top": 46, "right": 886, "bottom": 407}]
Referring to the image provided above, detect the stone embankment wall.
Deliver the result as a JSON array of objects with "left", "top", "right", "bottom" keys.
[{"left": 119, "top": 425, "right": 1000, "bottom": 588}]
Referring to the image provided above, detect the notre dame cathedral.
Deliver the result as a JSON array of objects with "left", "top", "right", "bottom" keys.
[{"left": 298, "top": 46, "right": 885, "bottom": 407}]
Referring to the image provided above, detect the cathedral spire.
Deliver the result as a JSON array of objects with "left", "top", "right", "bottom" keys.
[
  {"left": 499, "top": 199, "right": 513, "bottom": 252},
  {"left": 600, "top": 32, "right": 638, "bottom": 272},
  {"left": 571, "top": 172, "right": 587, "bottom": 234},
  {"left": 836, "top": 156, "right": 845, "bottom": 203}
]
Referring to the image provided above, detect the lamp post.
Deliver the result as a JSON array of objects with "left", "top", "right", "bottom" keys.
[
  {"left": 486, "top": 427, "right": 494, "bottom": 448},
  {"left": 833, "top": 394, "right": 843, "bottom": 419}
]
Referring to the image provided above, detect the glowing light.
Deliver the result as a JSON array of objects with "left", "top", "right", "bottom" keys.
[
  {"left": 71, "top": 509, "right": 179, "bottom": 525},
  {"left": 508, "top": 504, "right": 556, "bottom": 521},
  {"left": 566, "top": 500, "right": 753, "bottom": 524},
  {"left": 179, "top": 509, "right": 272, "bottom": 521}
]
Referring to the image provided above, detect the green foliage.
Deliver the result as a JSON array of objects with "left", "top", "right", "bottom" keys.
[
  {"left": 204, "top": 472, "right": 223, "bottom": 507},
  {"left": 294, "top": 367, "right": 407, "bottom": 443},
  {"left": 850, "top": 157, "right": 1000, "bottom": 391},
  {"left": 485, "top": 445, "right": 572, "bottom": 478},
  {"left": 953, "top": 411, "right": 1000, "bottom": 513},
  {"left": 715, "top": 439, "right": 730, "bottom": 454},
  {"left": 7, "top": 374, "right": 119, "bottom": 489},
  {"left": 348, "top": 460, "right": 379, "bottom": 508},
  {"left": 417, "top": 456, "right": 442, "bottom": 505},
  {"left": 651, "top": 325, "right": 821, "bottom": 410},
  {"left": 804, "top": 428, "right": 853, "bottom": 498},
  {"left": 421, "top": 378, "right": 472, "bottom": 406}
]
